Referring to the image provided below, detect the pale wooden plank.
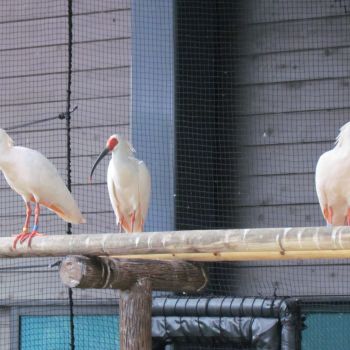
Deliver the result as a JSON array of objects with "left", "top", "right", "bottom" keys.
[
  {"left": 236, "top": 203, "right": 324, "bottom": 228},
  {"left": 0, "top": 11, "right": 130, "bottom": 51},
  {"left": 239, "top": 109, "right": 348, "bottom": 146},
  {"left": 0, "top": 73, "right": 67, "bottom": 106},
  {"left": 0, "top": 38, "right": 129, "bottom": 79},
  {"left": 72, "top": 38, "right": 130, "bottom": 71},
  {"left": 240, "top": 141, "right": 331, "bottom": 176},
  {"left": 0, "top": 67, "right": 129, "bottom": 107},
  {"left": 1, "top": 101, "right": 67, "bottom": 130},
  {"left": 0, "top": 96, "right": 129, "bottom": 130},
  {"left": 0, "top": 0, "right": 130, "bottom": 23},
  {"left": 240, "top": 46, "right": 350, "bottom": 84},
  {"left": 238, "top": 173, "right": 318, "bottom": 207},
  {"left": 244, "top": 16, "right": 350, "bottom": 55},
  {"left": 73, "top": 0, "right": 130, "bottom": 14},
  {"left": 70, "top": 95, "right": 130, "bottom": 127},
  {"left": 72, "top": 67, "right": 130, "bottom": 100},
  {"left": 229, "top": 260, "right": 350, "bottom": 297},
  {"left": 73, "top": 10, "right": 130, "bottom": 44},
  {"left": 240, "top": 77, "right": 350, "bottom": 115},
  {"left": 246, "top": 0, "right": 349, "bottom": 23},
  {"left": 0, "top": 45, "right": 66, "bottom": 78},
  {"left": 0, "top": 0, "right": 66, "bottom": 23},
  {"left": 0, "top": 16, "right": 67, "bottom": 51}
]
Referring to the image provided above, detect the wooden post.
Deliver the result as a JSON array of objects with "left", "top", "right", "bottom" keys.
[
  {"left": 59, "top": 256, "right": 208, "bottom": 350},
  {"left": 59, "top": 255, "right": 207, "bottom": 292},
  {"left": 120, "top": 278, "right": 152, "bottom": 350}
]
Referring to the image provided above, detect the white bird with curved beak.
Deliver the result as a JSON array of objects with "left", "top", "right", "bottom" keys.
[
  {"left": 90, "top": 134, "right": 151, "bottom": 233},
  {"left": 0, "top": 129, "right": 85, "bottom": 248},
  {"left": 316, "top": 121, "right": 350, "bottom": 225}
]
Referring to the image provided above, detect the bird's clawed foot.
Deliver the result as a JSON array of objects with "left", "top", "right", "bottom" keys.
[
  {"left": 27, "top": 230, "right": 46, "bottom": 248},
  {"left": 12, "top": 227, "right": 46, "bottom": 249},
  {"left": 12, "top": 228, "right": 30, "bottom": 249}
]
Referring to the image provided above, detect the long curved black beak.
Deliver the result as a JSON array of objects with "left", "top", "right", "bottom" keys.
[{"left": 90, "top": 147, "right": 109, "bottom": 180}]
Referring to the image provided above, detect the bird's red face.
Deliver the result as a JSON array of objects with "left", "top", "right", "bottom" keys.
[
  {"left": 106, "top": 135, "right": 118, "bottom": 151},
  {"left": 90, "top": 135, "right": 119, "bottom": 181}
]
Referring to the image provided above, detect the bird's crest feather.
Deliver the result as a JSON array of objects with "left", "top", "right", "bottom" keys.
[
  {"left": 335, "top": 121, "right": 350, "bottom": 147},
  {"left": 7, "top": 135, "right": 13, "bottom": 147}
]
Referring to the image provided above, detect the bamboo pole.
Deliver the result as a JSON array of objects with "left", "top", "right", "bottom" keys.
[
  {"left": 111, "top": 249, "right": 350, "bottom": 261},
  {"left": 1, "top": 226, "right": 350, "bottom": 260}
]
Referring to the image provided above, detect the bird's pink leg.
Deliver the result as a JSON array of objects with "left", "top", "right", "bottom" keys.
[
  {"left": 13, "top": 202, "right": 32, "bottom": 249},
  {"left": 27, "top": 202, "right": 45, "bottom": 247},
  {"left": 323, "top": 206, "right": 333, "bottom": 225},
  {"left": 347, "top": 208, "right": 350, "bottom": 226},
  {"left": 130, "top": 211, "right": 136, "bottom": 233}
]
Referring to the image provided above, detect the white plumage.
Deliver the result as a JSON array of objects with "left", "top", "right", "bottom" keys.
[
  {"left": 0, "top": 129, "right": 85, "bottom": 247},
  {"left": 315, "top": 122, "right": 350, "bottom": 225},
  {"left": 90, "top": 134, "right": 151, "bottom": 232}
]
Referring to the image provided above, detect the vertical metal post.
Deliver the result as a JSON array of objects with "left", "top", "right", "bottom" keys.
[{"left": 66, "top": 0, "right": 75, "bottom": 349}]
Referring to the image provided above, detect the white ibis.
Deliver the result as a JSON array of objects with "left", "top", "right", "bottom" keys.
[
  {"left": 0, "top": 129, "right": 85, "bottom": 248},
  {"left": 90, "top": 134, "right": 151, "bottom": 233},
  {"left": 315, "top": 121, "right": 350, "bottom": 225}
]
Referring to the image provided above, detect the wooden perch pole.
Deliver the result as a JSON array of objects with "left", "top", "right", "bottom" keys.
[
  {"left": 2, "top": 226, "right": 350, "bottom": 260},
  {"left": 59, "top": 255, "right": 207, "bottom": 292}
]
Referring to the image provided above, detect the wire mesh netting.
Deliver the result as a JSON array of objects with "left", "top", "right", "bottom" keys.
[{"left": 0, "top": 0, "right": 349, "bottom": 349}]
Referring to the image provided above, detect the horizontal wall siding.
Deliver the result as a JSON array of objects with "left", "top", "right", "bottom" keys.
[
  {"left": 246, "top": 0, "right": 350, "bottom": 23},
  {"left": 0, "top": 0, "right": 129, "bottom": 23},
  {"left": 239, "top": 46, "right": 350, "bottom": 85},
  {"left": 243, "top": 16, "right": 350, "bottom": 55},
  {"left": 226, "top": 1, "right": 350, "bottom": 302},
  {"left": 0, "top": 0, "right": 131, "bottom": 313},
  {"left": 240, "top": 108, "right": 349, "bottom": 146},
  {"left": 237, "top": 2, "right": 350, "bottom": 229}
]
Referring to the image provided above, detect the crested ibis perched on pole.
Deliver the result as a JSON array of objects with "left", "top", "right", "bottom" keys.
[
  {"left": 0, "top": 129, "right": 85, "bottom": 248},
  {"left": 90, "top": 134, "right": 151, "bottom": 233},
  {"left": 315, "top": 121, "right": 350, "bottom": 226}
]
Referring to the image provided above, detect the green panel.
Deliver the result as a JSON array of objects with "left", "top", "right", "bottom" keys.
[
  {"left": 303, "top": 313, "right": 350, "bottom": 350},
  {"left": 20, "top": 315, "right": 119, "bottom": 350}
]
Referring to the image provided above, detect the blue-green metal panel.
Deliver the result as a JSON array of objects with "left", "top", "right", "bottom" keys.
[
  {"left": 20, "top": 315, "right": 119, "bottom": 350},
  {"left": 303, "top": 313, "right": 350, "bottom": 350}
]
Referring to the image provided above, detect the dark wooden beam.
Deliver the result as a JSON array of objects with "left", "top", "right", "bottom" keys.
[{"left": 59, "top": 255, "right": 208, "bottom": 292}]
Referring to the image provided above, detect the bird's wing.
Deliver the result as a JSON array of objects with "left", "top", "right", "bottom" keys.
[
  {"left": 315, "top": 151, "right": 334, "bottom": 224},
  {"left": 137, "top": 160, "right": 151, "bottom": 224},
  {"left": 107, "top": 161, "right": 132, "bottom": 232},
  {"left": 9, "top": 147, "right": 85, "bottom": 224},
  {"left": 315, "top": 158, "right": 327, "bottom": 210}
]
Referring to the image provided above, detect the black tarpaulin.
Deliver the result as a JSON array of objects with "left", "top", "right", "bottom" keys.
[{"left": 151, "top": 297, "right": 302, "bottom": 350}]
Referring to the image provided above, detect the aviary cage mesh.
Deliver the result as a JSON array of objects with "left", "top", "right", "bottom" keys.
[{"left": 0, "top": 0, "right": 349, "bottom": 349}]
